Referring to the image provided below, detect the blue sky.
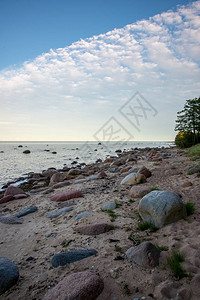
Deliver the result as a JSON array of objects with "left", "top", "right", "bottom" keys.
[{"left": 0, "top": 0, "right": 199, "bottom": 141}]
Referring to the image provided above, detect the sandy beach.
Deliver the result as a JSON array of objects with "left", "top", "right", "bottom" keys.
[{"left": 1, "top": 146, "right": 200, "bottom": 300}]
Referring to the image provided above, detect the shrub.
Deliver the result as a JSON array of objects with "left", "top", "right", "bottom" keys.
[{"left": 175, "top": 131, "right": 194, "bottom": 149}]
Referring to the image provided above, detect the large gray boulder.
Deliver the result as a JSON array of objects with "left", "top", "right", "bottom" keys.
[
  {"left": 138, "top": 190, "right": 186, "bottom": 228},
  {"left": 0, "top": 257, "right": 19, "bottom": 295},
  {"left": 120, "top": 172, "right": 146, "bottom": 185}
]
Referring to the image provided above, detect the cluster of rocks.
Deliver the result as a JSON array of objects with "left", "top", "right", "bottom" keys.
[{"left": 0, "top": 146, "right": 191, "bottom": 299}]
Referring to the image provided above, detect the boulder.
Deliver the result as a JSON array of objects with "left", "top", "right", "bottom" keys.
[
  {"left": 126, "top": 242, "right": 160, "bottom": 268},
  {"left": 14, "top": 206, "right": 37, "bottom": 218},
  {"left": 120, "top": 173, "right": 146, "bottom": 185},
  {"left": 68, "top": 169, "right": 82, "bottom": 176},
  {"left": 0, "top": 257, "right": 19, "bottom": 295},
  {"left": 138, "top": 190, "right": 186, "bottom": 228},
  {"left": 0, "top": 195, "right": 13, "bottom": 204},
  {"left": 23, "top": 150, "right": 30, "bottom": 154},
  {"left": 75, "top": 212, "right": 91, "bottom": 221},
  {"left": 75, "top": 223, "right": 111, "bottom": 235},
  {"left": 51, "top": 250, "right": 98, "bottom": 268},
  {"left": 4, "top": 186, "right": 27, "bottom": 198},
  {"left": 50, "top": 190, "right": 83, "bottom": 202},
  {"left": 42, "top": 271, "right": 103, "bottom": 300},
  {"left": 0, "top": 214, "right": 24, "bottom": 224}
]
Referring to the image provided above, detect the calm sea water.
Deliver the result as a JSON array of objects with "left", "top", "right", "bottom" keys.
[{"left": 0, "top": 141, "right": 173, "bottom": 188}]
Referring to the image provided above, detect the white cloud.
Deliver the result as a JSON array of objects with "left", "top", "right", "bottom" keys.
[{"left": 0, "top": 1, "right": 200, "bottom": 141}]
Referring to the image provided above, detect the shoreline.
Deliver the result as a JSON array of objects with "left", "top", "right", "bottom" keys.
[{"left": 1, "top": 145, "right": 200, "bottom": 299}]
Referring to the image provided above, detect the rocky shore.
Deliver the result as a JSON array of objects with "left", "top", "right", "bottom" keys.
[{"left": 0, "top": 146, "right": 200, "bottom": 299}]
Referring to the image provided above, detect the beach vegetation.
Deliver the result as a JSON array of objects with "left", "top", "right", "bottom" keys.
[
  {"left": 114, "top": 245, "right": 124, "bottom": 253},
  {"left": 137, "top": 221, "right": 158, "bottom": 232},
  {"left": 121, "top": 282, "right": 131, "bottom": 295},
  {"left": 185, "top": 202, "right": 195, "bottom": 216},
  {"left": 167, "top": 250, "right": 187, "bottom": 279},
  {"left": 155, "top": 244, "right": 169, "bottom": 251},
  {"left": 175, "top": 97, "right": 200, "bottom": 148}
]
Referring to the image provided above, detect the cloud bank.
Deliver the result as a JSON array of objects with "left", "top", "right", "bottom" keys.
[{"left": 0, "top": 1, "right": 200, "bottom": 141}]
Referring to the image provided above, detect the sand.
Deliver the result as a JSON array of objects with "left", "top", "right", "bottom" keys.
[{"left": 0, "top": 147, "right": 200, "bottom": 300}]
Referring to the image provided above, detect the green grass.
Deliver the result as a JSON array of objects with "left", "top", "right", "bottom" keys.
[
  {"left": 102, "top": 209, "right": 118, "bottom": 222},
  {"left": 129, "top": 199, "right": 135, "bottom": 203},
  {"left": 167, "top": 250, "right": 187, "bottom": 279},
  {"left": 114, "top": 245, "right": 124, "bottom": 253},
  {"left": 151, "top": 186, "right": 159, "bottom": 191},
  {"left": 61, "top": 239, "right": 74, "bottom": 248},
  {"left": 121, "top": 282, "right": 131, "bottom": 295},
  {"left": 137, "top": 221, "right": 158, "bottom": 232},
  {"left": 186, "top": 143, "right": 200, "bottom": 160},
  {"left": 185, "top": 202, "right": 195, "bottom": 216},
  {"left": 115, "top": 200, "right": 123, "bottom": 208},
  {"left": 155, "top": 244, "right": 169, "bottom": 251}
]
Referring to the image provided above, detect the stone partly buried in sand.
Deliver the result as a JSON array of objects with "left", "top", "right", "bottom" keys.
[
  {"left": 14, "top": 206, "right": 37, "bottom": 218},
  {"left": 51, "top": 249, "right": 98, "bottom": 268},
  {"left": 126, "top": 242, "right": 161, "bottom": 268},
  {"left": 138, "top": 190, "right": 187, "bottom": 228},
  {"left": 0, "top": 257, "right": 19, "bottom": 295},
  {"left": 0, "top": 214, "right": 24, "bottom": 224},
  {"left": 120, "top": 172, "right": 146, "bottom": 185},
  {"left": 42, "top": 271, "right": 104, "bottom": 300},
  {"left": 50, "top": 189, "right": 83, "bottom": 202},
  {"left": 46, "top": 207, "right": 73, "bottom": 219},
  {"left": 74, "top": 223, "right": 111, "bottom": 235}
]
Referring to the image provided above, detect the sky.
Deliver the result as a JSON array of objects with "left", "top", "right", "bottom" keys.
[{"left": 0, "top": 0, "right": 199, "bottom": 141}]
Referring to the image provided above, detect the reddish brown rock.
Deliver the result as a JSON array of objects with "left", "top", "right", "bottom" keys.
[
  {"left": 42, "top": 271, "right": 104, "bottom": 300},
  {"left": 138, "top": 166, "right": 152, "bottom": 178},
  {"left": 75, "top": 223, "right": 111, "bottom": 235},
  {"left": 68, "top": 169, "right": 82, "bottom": 176},
  {"left": 51, "top": 182, "right": 71, "bottom": 189},
  {"left": 104, "top": 157, "right": 114, "bottom": 163},
  {"left": 129, "top": 186, "right": 152, "bottom": 198},
  {"left": 13, "top": 194, "right": 27, "bottom": 199},
  {"left": 51, "top": 190, "right": 83, "bottom": 202},
  {"left": 181, "top": 181, "right": 193, "bottom": 188},
  {"left": 0, "top": 195, "right": 13, "bottom": 204},
  {"left": 97, "top": 171, "right": 107, "bottom": 178},
  {"left": 4, "top": 186, "right": 27, "bottom": 197},
  {"left": 120, "top": 166, "right": 132, "bottom": 173},
  {"left": 49, "top": 173, "right": 67, "bottom": 185}
]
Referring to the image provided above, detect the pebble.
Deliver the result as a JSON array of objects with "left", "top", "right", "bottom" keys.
[
  {"left": 46, "top": 207, "right": 73, "bottom": 219},
  {"left": 14, "top": 206, "right": 37, "bottom": 218},
  {"left": 75, "top": 212, "right": 91, "bottom": 221},
  {"left": 101, "top": 201, "right": 116, "bottom": 211},
  {"left": 51, "top": 249, "right": 98, "bottom": 268}
]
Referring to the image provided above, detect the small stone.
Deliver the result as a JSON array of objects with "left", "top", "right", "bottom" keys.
[
  {"left": 0, "top": 214, "right": 24, "bottom": 224},
  {"left": 137, "top": 166, "right": 152, "bottom": 178},
  {"left": 129, "top": 186, "right": 152, "bottom": 198},
  {"left": 120, "top": 173, "right": 146, "bottom": 185},
  {"left": 14, "top": 206, "right": 37, "bottom": 218},
  {"left": 101, "top": 202, "right": 116, "bottom": 211},
  {"left": 42, "top": 271, "right": 103, "bottom": 300},
  {"left": 75, "top": 223, "right": 111, "bottom": 235},
  {"left": 23, "top": 150, "right": 31, "bottom": 154},
  {"left": 46, "top": 207, "right": 73, "bottom": 218},
  {"left": 75, "top": 212, "right": 91, "bottom": 221},
  {"left": 51, "top": 249, "right": 98, "bottom": 268},
  {"left": 0, "top": 257, "right": 19, "bottom": 295}
]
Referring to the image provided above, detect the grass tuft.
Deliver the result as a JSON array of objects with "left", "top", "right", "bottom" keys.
[
  {"left": 115, "top": 200, "right": 123, "bottom": 208},
  {"left": 151, "top": 186, "right": 159, "bottom": 191},
  {"left": 121, "top": 282, "right": 131, "bottom": 295},
  {"left": 102, "top": 209, "right": 118, "bottom": 222},
  {"left": 186, "top": 144, "right": 200, "bottom": 160},
  {"left": 155, "top": 244, "right": 169, "bottom": 251},
  {"left": 114, "top": 245, "right": 124, "bottom": 253},
  {"left": 137, "top": 221, "right": 158, "bottom": 232},
  {"left": 185, "top": 202, "right": 195, "bottom": 216},
  {"left": 167, "top": 250, "right": 187, "bottom": 279}
]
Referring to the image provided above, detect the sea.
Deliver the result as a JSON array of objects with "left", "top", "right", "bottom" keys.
[{"left": 0, "top": 141, "right": 173, "bottom": 188}]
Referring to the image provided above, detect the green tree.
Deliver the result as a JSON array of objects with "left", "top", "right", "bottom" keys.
[{"left": 175, "top": 97, "right": 200, "bottom": 147}]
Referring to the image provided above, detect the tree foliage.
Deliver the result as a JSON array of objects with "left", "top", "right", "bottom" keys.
[{"left": 175, "top": 97, "right": 200, "bottom": 148}]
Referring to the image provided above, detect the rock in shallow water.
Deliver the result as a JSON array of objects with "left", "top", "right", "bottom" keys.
[
  {"left": 46, "top": 207, "right": 73, "bottom": 219},
  {"left": 14, "top": 206, "right": 37, "bottom": 218},
  {"left": 0, "top": 257, "right": 19, "bottom": 295},
  {"left": 42, "top": 271, "right": 104, "bottom": 300},
  {"left": 51, "top": 249, "right": 98, "bottom": 268},
  {"left": 138, "top": 190, "right": 186, "bottom": 228}
]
